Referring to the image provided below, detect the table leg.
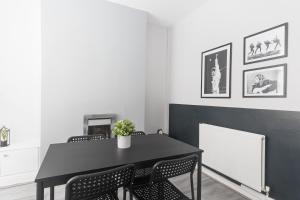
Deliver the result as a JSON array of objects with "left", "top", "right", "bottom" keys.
[
  {"left": 197, "top": 153, "right": 202, "bottom": 200},
  {"left": 50, "top": 186, "right": 55, "bottom": 200},
  {"left": 36, "top": 182, "right": 44, "bottom": 200}
]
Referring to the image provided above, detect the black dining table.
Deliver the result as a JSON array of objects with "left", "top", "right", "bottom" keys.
[{"left": 35, "top": 134, "right": 203, "bottom": 200}]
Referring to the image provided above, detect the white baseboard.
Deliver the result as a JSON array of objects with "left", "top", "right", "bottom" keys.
[
  {"left": 202, "top": 166, "right": 274, "bottom": 200},
  {"left": 0, "top": 171, "right": 37, "bottom": 188}
]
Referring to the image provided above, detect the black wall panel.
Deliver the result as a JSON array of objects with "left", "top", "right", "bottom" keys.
[{"left": 169, "top": 104, "right": 300, "bottom": 200}]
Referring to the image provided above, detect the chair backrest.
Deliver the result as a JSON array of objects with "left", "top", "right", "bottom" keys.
[
  {"left": 150, "top": 154, "right": 198, "bottom": 183},
  {"left": 131, "top": 131, "right": 146, "bottom": 136},
  {"left": 65, "top": 164, "right": 135, "bottom": 200},
  {"left": 67, "top": 134, "right": 106, "bottom": 143}
]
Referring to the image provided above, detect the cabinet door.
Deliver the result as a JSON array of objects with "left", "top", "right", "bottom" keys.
[{"left": 0, "top": 148, "right": 38, "bottom": 176}]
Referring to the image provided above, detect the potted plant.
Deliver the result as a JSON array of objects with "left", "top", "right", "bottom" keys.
[
  {"left": 0, "top": 127, "right": 10, "bottom": 147},
  {"left": 112, "top": 119, "right": 135, "bottom": 149}
]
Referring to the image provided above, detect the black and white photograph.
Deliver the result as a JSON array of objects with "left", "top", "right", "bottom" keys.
[
  {"left": 243, "top": 64, "right": 287, "bottom": 98},
  {"left": 201, "top": 43, "right": 232, "bottom": 98},
  {"left": 244, "top": 23, "right": 288, "bottom": 65}
]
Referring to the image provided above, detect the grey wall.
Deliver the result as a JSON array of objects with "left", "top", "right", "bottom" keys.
[
  {"left": 145, "top": 23, "right": 169, "bottom": 133},
  {"left": 41, "top": 0, "right": 147, "bottom": 157}
]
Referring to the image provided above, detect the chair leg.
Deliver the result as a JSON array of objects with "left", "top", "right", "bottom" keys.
[
  {"left": 190, "top": 174, "right": 195, "bottom": 200},
  {"left": 50, "top": 186, "right": 54, "bottom": 200},
  {"left": 129, "top": 190, "right": 133, "bottom": 200},
  {"left": 114, "top": 190, "right": 119, "bottom": 200},
  {"left": 123, "top": 188, "right": 127, "bottom": 200}
]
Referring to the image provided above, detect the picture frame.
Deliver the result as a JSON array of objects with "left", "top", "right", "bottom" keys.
[
  {"left": 201, "top": 43, "right": 232, "bottom": 98},
  {"left": 243, "top": 23, "right": 288, "bottom": 65},
  {"left": 243, "top": 64, "right": 287, "bottom": 98}
]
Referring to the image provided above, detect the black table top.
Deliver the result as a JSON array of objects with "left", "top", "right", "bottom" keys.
[{"left": 35, "top": 134, "right": 202, "bottom": 184}]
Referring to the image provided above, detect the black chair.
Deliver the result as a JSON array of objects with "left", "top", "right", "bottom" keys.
[
  {"left": 114, "top": 131, "right": 145, "bottom": 139},
  {"left": 131, "top": 131, "right": 146, "bottom": 136},
  {"left": 67, "top": 133, "right": 106, "bottom": 143},
  {"left": 130, "top": 154, "right": 198, "bottom": 200},
  {"left": 65, "top": 164, "right": 135, "bottom": 200}
]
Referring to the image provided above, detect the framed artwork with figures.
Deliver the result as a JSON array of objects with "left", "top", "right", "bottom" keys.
[
  {"left": 243, "top": 64, "right": 287, "bottom": 98},
  {"left": 201, "top": 43, "right": 232, "bottom": 98},
  {"left": 244, "top": 23, "right": 288, "bottom": 65}
]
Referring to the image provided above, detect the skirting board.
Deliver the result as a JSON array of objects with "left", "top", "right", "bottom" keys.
[
  {"left": 0, "top": 171, "right": 37, "bottom": 188},
  {"left": 202, "top": 166, "right": 274, "bottom": 200}
]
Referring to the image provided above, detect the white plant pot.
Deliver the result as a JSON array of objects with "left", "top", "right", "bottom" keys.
[{"left": 117, "top": 135, "right": 131, "bottom": 149}]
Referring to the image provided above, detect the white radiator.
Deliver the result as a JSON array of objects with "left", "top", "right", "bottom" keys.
[{"left": 199, "top": 123, "right": 265, "bottom": 192}]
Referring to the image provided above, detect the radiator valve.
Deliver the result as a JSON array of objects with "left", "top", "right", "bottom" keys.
[{"left": 265, "top": 186, "right": 270, "bottom": 197}]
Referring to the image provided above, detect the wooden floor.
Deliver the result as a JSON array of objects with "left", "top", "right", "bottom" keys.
[{"left": 0, "top": 173, "right": 248, "bottom": 200}]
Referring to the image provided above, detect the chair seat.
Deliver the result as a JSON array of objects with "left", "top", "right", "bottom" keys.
[{"left": 132, "top": 180, "right": 191, "bottom": 200}]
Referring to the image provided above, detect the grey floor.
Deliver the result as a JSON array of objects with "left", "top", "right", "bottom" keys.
[{"left": 0, "top": 173, "right": 248, "bottom": 200}]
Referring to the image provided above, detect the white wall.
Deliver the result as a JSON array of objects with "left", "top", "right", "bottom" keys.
[
  {"left": 0, "top": 0, "right": 41, "bottom": 144},
  {"left": 169, "top": 0, "right": 300, "bottom": 111},
  {"left": 41, "top": 0, "right": 147, "bottom": 157},
  {"left": 145, "top": 23, "right": 169, "bottom": 133}
]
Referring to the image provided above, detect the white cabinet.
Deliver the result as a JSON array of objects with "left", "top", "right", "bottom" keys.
[
  {"left": 0, "top": 142, "right": 39, "bottom": 187},
  {"left": 0, "top": 148, "right": 38, "bottom": 176}
]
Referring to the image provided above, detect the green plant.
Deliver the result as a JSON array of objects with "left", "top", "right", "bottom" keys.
[
  {"left": 112, "top": 120, "right": 135, "bottom": 136},
  {"left": 0, "top": 127, "right": 9, "bottom": 141}
]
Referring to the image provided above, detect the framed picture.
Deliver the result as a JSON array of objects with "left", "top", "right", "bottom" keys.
[
  {"left": 243, "top": 64, "right": 287, "bottom": 98},
  {"left": 243, "top": 23, "right": 288, "bottom": 65},
  {"left": 201, "top": 43, "right": 232, "bottom": 98}
]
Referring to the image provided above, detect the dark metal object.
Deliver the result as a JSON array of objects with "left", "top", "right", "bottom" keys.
[{"left": 50, "top": 186, "right": 54, "bottom": 200}]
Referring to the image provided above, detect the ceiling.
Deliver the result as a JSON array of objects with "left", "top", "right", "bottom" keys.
[{"left": 106, "top": 0, "right": 207, "bottom": 26}]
